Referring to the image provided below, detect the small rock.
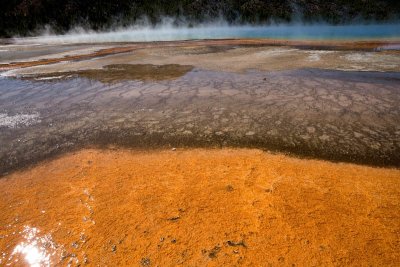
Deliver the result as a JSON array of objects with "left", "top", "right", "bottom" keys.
[
  {"left": 167, "top": 216, "right": 180, "bottom": 221},
  {"left": 140, "top": 257, "right": 151, "bottom": 266},
  {"left": 80, "top": 233, "right": 86, "bottom": 241},
  {"left": 171, "top": 148, "right": 176, "bottom": 151},
  {"left": 300, "top": 134, "right": 310, "bottom": 140},
  {"left": 60, "top": 251, "right": 68, "bottom": 260},
  {"left": 370, "top": 143, "right": 381, "bottom": 149},
  {"left": 227, "top": 240, "right": 247, "bottom": 248},
  {"left": 208, "top": 246, "right": 221, "bottom": 259},
  {"left": 319, "top": 134, "right": 330, "bottom": 141},
  {"left": 83, "top": 254, "right": 89, "bottom": 264},
  {"left": 225, "top": 185, "right": 234, "bottom": 192},
  {"left": 111, "top": 245, "right": 117, "bottom": 252},
  {"left": 306, "top": 127, "right": 316, "bottom": 134}
]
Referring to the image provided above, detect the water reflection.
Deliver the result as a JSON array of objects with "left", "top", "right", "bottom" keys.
[{"left": 8, "top": 226, "right": 57, "bottom": 267}]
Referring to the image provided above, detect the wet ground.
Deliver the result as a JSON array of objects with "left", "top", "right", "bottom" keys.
[
  {"left": 1, "top": 62, "right": 400, "bottom": 174},
  {"left": 0, "top": 39, "right": 400, "bottom": 266},
  {"left": 0, "top": 149, "right": 399, "bottom": 266}
]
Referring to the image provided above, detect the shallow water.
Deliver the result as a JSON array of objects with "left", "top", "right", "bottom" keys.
[
  {"left": 12, "top": 24, "right": 400, "bottom": 44},
  {"left": 1, "top": 67, "right": 400, "bottom": 174}
]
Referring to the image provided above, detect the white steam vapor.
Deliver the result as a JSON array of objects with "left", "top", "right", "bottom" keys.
[{"left": 11, "top": 20, "right": 400, "bottom": 45}]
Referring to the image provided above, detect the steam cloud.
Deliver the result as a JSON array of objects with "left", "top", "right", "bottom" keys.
[{"left": 11, "top": 19, "right": 400, "bottom": 45}]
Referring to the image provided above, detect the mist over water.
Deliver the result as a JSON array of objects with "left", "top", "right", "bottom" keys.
[{"left": 13, "top": 23, "right": 400, "bottom": 44}]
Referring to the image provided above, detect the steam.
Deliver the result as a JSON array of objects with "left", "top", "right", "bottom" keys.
[{"left": 11, "top": 19, "right": 400, "bottom": 45}]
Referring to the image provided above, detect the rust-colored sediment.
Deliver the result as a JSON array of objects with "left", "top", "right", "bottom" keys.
[
  {"left": 1, "top": 39, "right": 398, "bottom": 71},
  {"left": 0, "top": 46, "right": 137, "bottom": 70},
  {"left": 0, "top": 149, "right": 399, "bottom": 266}
]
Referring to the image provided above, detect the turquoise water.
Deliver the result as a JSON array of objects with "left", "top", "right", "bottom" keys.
[
  {"left": 225, "top": 24, "right": 400, "bottom": 39},
  {"left": 14, "top": 24, "right": 400, "bottom": 44}
]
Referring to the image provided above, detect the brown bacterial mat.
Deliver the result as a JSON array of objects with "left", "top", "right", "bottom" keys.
[
  {"left": 0, "top": 148, "right": 399, "bottom": 266},
  {"left": 27, "top": 64, "right": 194, "bottom": 83}
]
